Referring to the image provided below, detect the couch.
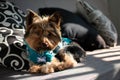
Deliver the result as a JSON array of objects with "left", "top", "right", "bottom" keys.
[{"left": 0, "top": 0, "right": 120, "bottom": 80}]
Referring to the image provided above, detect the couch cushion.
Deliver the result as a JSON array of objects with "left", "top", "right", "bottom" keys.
[
  {"left": 0, "top": 1, "right": 26, "bottom": 29},
  {"left": 0, "top": 1, "right": 29, "bottom": 71},
  {"left": 76, "top": 0, "right": 118, "bottom": 47}
]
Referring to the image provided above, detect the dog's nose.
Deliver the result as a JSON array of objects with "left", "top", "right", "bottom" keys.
[{"left": 42, "top": 43, "right": 48, "bottom": 47}]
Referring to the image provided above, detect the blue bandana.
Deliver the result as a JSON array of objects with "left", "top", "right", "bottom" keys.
[{"left": 25, "top": 37, "right": 72, "bottom": 64}]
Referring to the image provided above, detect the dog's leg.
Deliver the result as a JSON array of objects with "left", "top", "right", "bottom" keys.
[
  {"left": 40, "top": 57, "right": 75, "bottom": 73},
  {"left": 29, "top": 65, "right": 41, "bottom": 73},
  {"left": 40, "top": 57, "right": 62, "bottom": 74},
  {"left": 56, "top": 51, "right": 78, "bottom": 70},
  {"left": 40, "top": 62, "right": 55, "bottom": 74},
  {"left": 62, "top": 53, "right": 77, "bottom": 68},
  {"left": 29, "top": 54, "right": 77, "bottom": 74}
]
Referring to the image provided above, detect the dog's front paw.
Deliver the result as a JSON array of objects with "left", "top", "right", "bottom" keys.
[
  {"left": 29, "top": 65, "right": 41, "bottom": 73},
  {"left": 41, "top": 63, "right": 55, "bottom": 74}
]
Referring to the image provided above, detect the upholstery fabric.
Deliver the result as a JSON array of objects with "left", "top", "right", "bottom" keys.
[
  {"left": 76, "top": 0, "right": 118, "bottom": 47},
  {"left": 0, "top": 1, "right": 29, "bottom": 71}
]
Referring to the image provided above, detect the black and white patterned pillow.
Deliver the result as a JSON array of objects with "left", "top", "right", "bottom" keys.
[
  {"left": 0, "top": 1, "right": 30, "bottom": 71},
  {"left": 0, "top": 1, "right": 26, "bottom": 29},
  {"left": 76, "top": 0, "right": 118, "bottom": 47}
]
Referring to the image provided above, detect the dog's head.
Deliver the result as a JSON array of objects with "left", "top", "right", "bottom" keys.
[{"left": 24, "top": 10, "right": 61, "bottom": 52}]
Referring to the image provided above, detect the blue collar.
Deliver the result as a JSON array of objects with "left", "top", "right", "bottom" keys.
[{"left": 25, "top": 37, "right": 72, "bottom": 64}]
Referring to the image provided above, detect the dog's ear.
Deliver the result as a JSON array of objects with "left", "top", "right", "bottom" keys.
[
  {"left": 26, "top": 9, "right": 42, "bottom": 26},
  {"left": 49, "top": 12, "right": 61, "bottom": 29}
]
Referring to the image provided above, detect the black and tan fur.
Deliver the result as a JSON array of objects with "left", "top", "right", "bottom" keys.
[{"left": 24, "top": 10, "right": 86, "bottom": 74}]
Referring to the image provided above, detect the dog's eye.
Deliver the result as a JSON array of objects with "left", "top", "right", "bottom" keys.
[{"left": 48, "top": 33, "right": 52, "bottom": 37}]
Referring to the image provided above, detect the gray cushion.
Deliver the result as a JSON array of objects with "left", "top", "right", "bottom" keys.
[{"left": 76, "top": 0, "right": 118, "bottom": 47}]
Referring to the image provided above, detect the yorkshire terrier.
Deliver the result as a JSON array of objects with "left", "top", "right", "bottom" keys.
[{"left": 24, "top": 10, "right": 86, "bottom": 74}]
